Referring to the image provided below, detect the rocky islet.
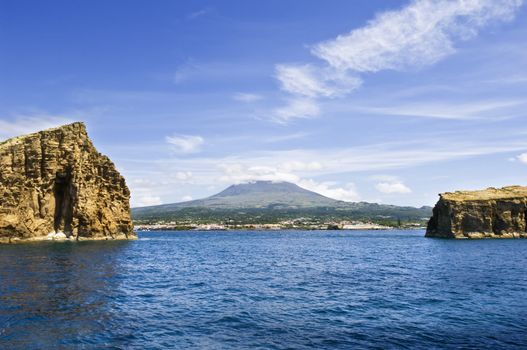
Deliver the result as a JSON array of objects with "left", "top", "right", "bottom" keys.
[
  {"left": 0, "top": 122, "right": 134, "bottom": 242},
  {"left": 426, "top": 186, "right": 527, "bottom": 239}
]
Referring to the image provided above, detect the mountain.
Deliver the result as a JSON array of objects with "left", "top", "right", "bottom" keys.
[
  {"left": 170, "top": 181, "right": 341, "bottom": 209},
  {"left": 132, "top": 181, "right": 432, "bottom": 225}
]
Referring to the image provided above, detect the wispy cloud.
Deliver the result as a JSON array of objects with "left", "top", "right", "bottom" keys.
[
  {"left": 166, "top": 134, "right": 204, "bottom": 154},
  {"left": 312, "top": 0, "right": 522, "bottom": 72},
  {"left": 173, "top": 63, "right": 198, "bottom": 84},
  {"left": 275, "top": 64, "right": 361, "bottom": 98},
  {"left": 483, "top": 74, "right": 527, "bottom": 85},
  {"left": 354, "top": 99, "right": 526, "bottom": 120},
  {"left": 272, "top": 98, "right": 320, "bottom": 124},
  {"left": 187, "top": 7, "right": 213, "bottom": 20},
  {"left": 271, "top": 0, "right": 524, "bottom": 123},
  {"left": 264, "top": 132, "right": 309, "bottom": 143},
  {"left": 123, "top": 132, "right": 527, "bottom": 205},
  {"left": 232, "top": 92, "right": 264, "bottom": 103}
]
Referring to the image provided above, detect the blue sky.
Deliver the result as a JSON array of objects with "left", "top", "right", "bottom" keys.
[{"left": 1, "top": 0, "right": 527, "bottom": 207}]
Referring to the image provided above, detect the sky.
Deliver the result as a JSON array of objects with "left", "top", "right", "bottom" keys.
[{"left": 1, "top": 0, "right": 527, "bottom": 207}]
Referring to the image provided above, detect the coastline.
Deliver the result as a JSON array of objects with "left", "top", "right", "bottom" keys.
[
  {"left": 0, "top": 232, "right": 138, "bottom": 244},
  {"left": 135, "top": 226, "right": 426, "bottom": 232},
  {"left": 133, "top": 220, "right": 418, "bottom": 232}
]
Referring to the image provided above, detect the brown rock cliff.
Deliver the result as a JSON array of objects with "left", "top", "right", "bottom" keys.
[
  {"left": 0, "top": 122, "right": 134, "bottom": 242},
  {"left": 426, "top": 186, "right": 527, "bottom": 239}
]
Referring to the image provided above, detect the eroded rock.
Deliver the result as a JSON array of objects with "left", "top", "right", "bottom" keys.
[
  {"left": 426, "top": 186, "right": 527, "bottom": 239},
  {"left": 0, "top": 122, "right": 135, "bottom": 242}
]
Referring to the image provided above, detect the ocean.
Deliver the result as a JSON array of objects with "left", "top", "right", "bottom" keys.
[{"left": 1, "top": 230, "right": 526, "bottom": 349}]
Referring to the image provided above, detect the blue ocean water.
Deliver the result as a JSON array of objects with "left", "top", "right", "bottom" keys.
[{"left": 0, "top": 230, "right": 526, "bottom": 349}]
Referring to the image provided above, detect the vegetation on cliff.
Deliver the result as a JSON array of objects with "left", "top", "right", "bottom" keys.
[{"left": 426, "top": 186, "right": 527, "bottom": 239}]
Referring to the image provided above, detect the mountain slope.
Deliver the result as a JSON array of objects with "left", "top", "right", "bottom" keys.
[
  {"left": 174, "top": 181, "right": 342, "bottom": 209},
  {"left": 132, "top": 181, "right": 432, "bottom": 224}
]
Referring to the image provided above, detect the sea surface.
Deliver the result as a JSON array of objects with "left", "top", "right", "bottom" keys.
[{"left": 1, "top": 230, "right": 526, "bottom": 349}]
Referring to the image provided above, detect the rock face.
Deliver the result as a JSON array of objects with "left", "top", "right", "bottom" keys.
[
  {"left": 426, "top": 186, "right": 527, "bottom": 239},
  {"left": 0, "top": 122, "right": 135, "bottom": 242}
]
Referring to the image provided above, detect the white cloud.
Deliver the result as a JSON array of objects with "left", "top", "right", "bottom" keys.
[
  {"left": 272, "top": 64, "right": 361, "bottom": 122},
  {"left": 233, "top": 92, "right": 264, "bottom": 103},
  {"left": 0, "top": 116, "right": 74, "bottom": 140},
  {"left": 280, "top": 160, "right": 323, "bottom": 172},
  {"left": 298, "top": 179, "right": 360, "bottom": 202},
  {"left": 216, "top": 162, "right": 359, "bottom": 202},
  {"left": 133, "top": 195, "right": 162, "bottom": 207},
  {"left": 517, "top": 153, "right": 527, "bottom": 163},
  {"left": 272, "top": 98, "right": 320, "bottom": 123},
  {"left": 275, "top": 64, "right": 361, "bottom": 98},
  {"left": 312, "top": 0, "right": 523, "bottom": 72},
  {"left": 166, "top": 134, "right": 204, "bottom": 154},
  {"left": 276, "top": 64, "right": 326, "bottom": 97},
  {"left": 375, "top": 181, "right": 412, "bottom": 194},
  {"left": 371, "top": 175, "right": 412, "bottom": 194},
  {"left": 175, "top": 171, "right": 193, "bottom": 181},
  {"left": 123, "top": 132, "right": 527, "bottom": 206},
  {"left": 218, "top": 163, "right": 300, "bottom": 184},
  {"left": 270, "top": 0, "right": 523, "bottom": 123},
  {"left": 181, "top": 195, "right": 193, "bottom": 201}
]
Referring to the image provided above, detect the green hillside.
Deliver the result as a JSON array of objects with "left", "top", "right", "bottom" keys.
[{"left": 132, "top": 181, "right": 432, "bottom": 226}]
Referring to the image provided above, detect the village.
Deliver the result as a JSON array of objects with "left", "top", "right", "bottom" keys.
[{"left": 134, "top": 218, "right": 425, "bottom": 231}]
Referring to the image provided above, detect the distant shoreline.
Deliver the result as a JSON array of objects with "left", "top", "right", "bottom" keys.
[
  {"left": 0, "top": 232, "right": 137, "bottom": 244},
  {"left": 135, "top": 226, "right": 426, "bottom": 232}
]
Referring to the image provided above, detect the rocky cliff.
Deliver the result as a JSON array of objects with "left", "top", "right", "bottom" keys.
[
  {"left": 426, "top": 186, "right": 527, "bottom": 239},
  {"left": 0, "top": 122, "right": 135, "bottom": 242}
]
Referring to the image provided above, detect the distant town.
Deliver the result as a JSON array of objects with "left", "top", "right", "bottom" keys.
[{"left": 135, "top": 218, "right": 426, "bottom": 231}]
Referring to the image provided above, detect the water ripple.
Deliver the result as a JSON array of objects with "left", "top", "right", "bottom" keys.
[{"left": 1, "top": 230, "right": 526, "bottom": 349}]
